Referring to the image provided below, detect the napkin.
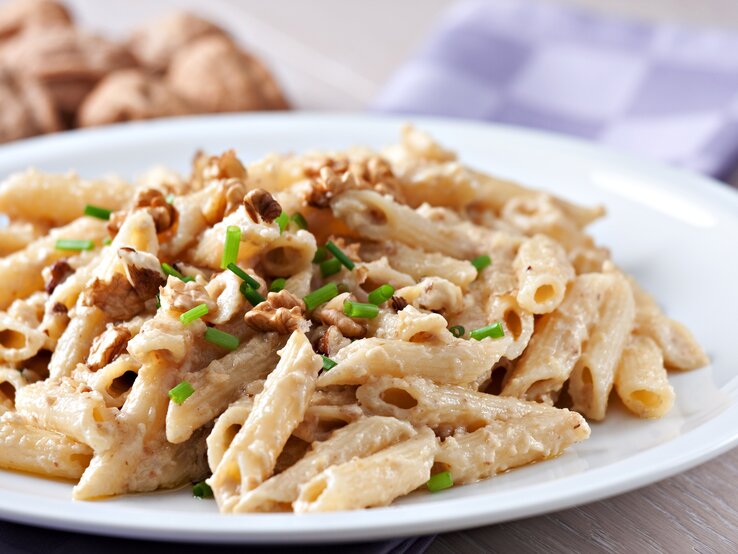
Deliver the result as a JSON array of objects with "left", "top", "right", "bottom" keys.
[{"left": 375, "top": 0, "right": 738, "bottom": 181}]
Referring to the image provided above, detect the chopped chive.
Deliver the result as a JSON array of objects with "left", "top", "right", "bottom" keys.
[
  {"left": 275, "top": 211, "right": 289, "bottom": 234},
  {"left": 55, "top": 238, "right": 94, "bottom": 251},
  {"left": 204, "top": 327, "right": 239, "bottom": 350},
  {"left": 426, "top": 471, "right": 453, "bottom": 492},
  {"left": 162, "top": 262, "right": 186, "bottom": 281},
  {"left": 182, "top": 276, "right": 195, "bottom": 283},
  {"left": 180, "top": 303, "right": 209, "bottom": 325},
  {"left": 102, "top": 237, "right": 112, "bottom": 246},
  {"left": 192, "top": 480, "right": 213, "bottom": 499},
  {"left": 166, "top": 193, "right": 175, "bottom": 204},
  {"left": 168, "top": 381, "right": 194, "bottom": 405},
  {"left": 313, "top": 246, "right": 329, "bottom": 264},
  {"left": 291, "top": 212, "right": 308, "bottom": 230},
  {"left": 240, "top": 283, "right": 266, "bottom": 306},
  {"left": 220, "top": 225, "right": 241, "bottom": 270},
  {"left": 471, "top": 255, "right": 492, "bottom": 273},
  {"left": 321, "top": 355, "right": 337, "bottom": 371},
  {"left": 449, "top": 325, "right": 465, "bottom": 338},
  {"left": 325, "top": 240, "right": 355, "bottom": 270},
  {"left": 84, "top": 204, "right": 112, "bottom": 220},
  {"left": 367, "top": 284, "right": 395, "bottom": 305},
  {"left": 303, "top": 283, "right": 339, "bottom": 311},
  {"left": 343, "top": 300, "right": 379, "bottom": 319},
  {"left": 320, "top": 258, "right": 342, "bottom": 277},
  {"left": 227, "top": 263, "right": 261, "bottom": 289},
  {"left": 469, "top": 322, "right": 504, "bottom": 341},
  {"left": 155, "top": 293, "right": 161, "bottom": 309},
  {"left": 269, "top": 278, "right": 286, "bottom": 293}
]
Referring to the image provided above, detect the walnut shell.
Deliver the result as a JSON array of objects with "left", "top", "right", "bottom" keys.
[
  {"left": 167, "top": 35, "right": 288, "bottom": 113},
  {"left": 78, "top": 69, "right": 192, "bottom": 127}
]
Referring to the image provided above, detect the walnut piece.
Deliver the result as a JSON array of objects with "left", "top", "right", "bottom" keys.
[
  {"left": 42, "top": 259, "right": 73, "bottom": 294},
  {"left": 134, "top": 188, "right": 177, "bottom": 233},
  {"left": 191, "top": 149, "right": 247, "bottom": 190},
  {"left": 305, "top": 166, "right": 355, "bottom": 208},
  {"left": 127, "top": 12, "right": 226, "bottom": 73},
  {"left": 315, "top": 325, "right": 351, "bottom": 357},
  {"left": 244, "top": 290, "right": 309, "bottom": 334},
  {"left": 167, "top": 35, "right": 288, "bottom": 113},
  {"left": 82, "top": 273, "right": 146, "bottom": 321},
  {"left": 117, "top": 247, "right": 166, "bottom": 298},
  {"left": 78, "top": 69, "right": 192, "bottom": 127},
  {"left": 87, "top": 324, "right": 132, "bottom": 371},
  {"left": 159, "top": 276, "right": 217, "bottom": 314},
  {"left": 314, "top": 293, "right": 366, "bottom": 339},
  {"left": 390, "top": 296, "right": 408, "bottom": 311},
  {"left": 243, "top": 188, "right": 282, "bottom": 224}
]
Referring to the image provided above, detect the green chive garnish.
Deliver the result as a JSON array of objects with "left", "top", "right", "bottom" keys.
[
  {"left": 303, "top": 283, "right": 339, "bottom": 311},
  {"left": 166, "top": 193, "right": 175, "bottom": 204},
  {"left": 162, "top": 263, "right": 186, "bottom": 281},
  {"left": 240, "top": 283, "right": 265, "bottom": 306},
  {"left": 155, "top": 293, "right": 161, "bottom": 309},
  {"left": 367, "top": 284, "right": 395, "bottom": 305},
  {"left": 343, "top": 300, "right": 379, "bottom": 319},
  {"left": 275, "top": 211, "right": 289, "bottom": 234},
  {"left": 227, "top": 263, "right": 261, "bottom": 289},
  {"left": 291, "top": 213, "right": 308, "bottom": 230},
  {"left": 471, "top": 255, "right": 492, "bottom": 273},
  {"left": 321, "top": 355, "right": 337, "bottom": 371},
  {"left": 204, "top": 327, "right": 239, "bottom": 350},
  {"left": 325, "top": 240, "right": 355, "bottom": 270},
  {"left": 449, "top": 325, "right": 465, "bottom": 338},
  {"left": 220, "top": 225, "right": 241, "bottom": 270},
  {"left": 182, "top": 276, "right": 195, "bottom": 283},
  {"left": 469, "top": 322, "right": 504, "bottom": 341},
  {"left": 83, "top": 204, "right": 112, "bottom": 220},
  {"left": 102, "top": 237, "right": 112, "bottom": 246},
  {"left": 426, "top": 471, "right": 453, "bottom": 492},
  {"left": 320, "top": 258, "right": 342, "bottom": 277},
  {"left": 168, "top": 381, "right": 194, "bottom": 405},
  {"left": 55, "top": 239, "right": 94, "bottom": 251},
  {"left": 313, "top": 246, "right": 329, "bottom": 264},
  {"left": 192, "top": 480, "right": 213, "bottom": 499},
  {"left": 269, "top": 278, "right": 286, "bottom": 293},
  {"left": 180, "top": 303, "right": 209, "bottom": 325}
]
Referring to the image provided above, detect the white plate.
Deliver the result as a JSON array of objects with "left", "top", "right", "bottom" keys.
[{"left": 0, "top": 113, "right": 736, "bottom": 544}]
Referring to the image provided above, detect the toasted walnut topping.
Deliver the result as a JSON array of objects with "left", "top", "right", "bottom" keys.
[
  {"left": 315, "top": 325, "right": 351, "bottom": 357},
  {"left": 106, "top": 209, "right": 127, "bottom": 236},
  {"left": 316, "top": 307, "right": 366, "bottom": 339},
  {"left": 51, "top": 302, "right": 68, "bottom": 314},
  {"left": 390, "top": 296, "right": 408, "bottom": 311},
  {"left": 192, "top": 149, "right": 247, "bottom": 189},
  {"left": 159, "top": 276, "right": 216, "bottom": 314},
  {"left": 134, "top": 188, "right": 177, "bottom": 233},
  {"left": 244, "top": 290, "right": 308, "bottom": 334},
  {"left": 243, "top": 188, "right": 282, "bottom": 224},
  {"left": 117, "top": 247, "right": 166, "bottom": 297},
  {"left": 82, "top": 273, "right": 146, "bottom": 320},
  {"left": 87, "top": 324, "right": 132, "bottom": 371},
  {"left": 305, "top": 166, "right": 357, "bottom": 208},
  {"left": 303, "top": 157, "right": 349, "bottom": 179},
  {"left": 42, "top": 259, "right": 73, "bottom": 294}
]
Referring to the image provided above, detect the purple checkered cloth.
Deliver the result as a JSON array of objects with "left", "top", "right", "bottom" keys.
[{"left": 375, "top": 0, "right": 738, "bottom": 181}]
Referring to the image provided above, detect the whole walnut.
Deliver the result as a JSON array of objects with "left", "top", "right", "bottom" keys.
[
  {"left": 0, "top": 25, "right": 136, "bottom": 116},
  {"left": 0, "top": 69, "right": 61, "bottom": 142},
  {"left": 167, "top": 35, "right": 289, "bottom": 113},
  {"left": 127, "top": 11, "right": 227, "bottom": 73},
  {"left": 78, "top": 69, "right": 193, "bottom": 127},
  {"left": 0, "top": 0, "right": 72, "bottom": 43}
]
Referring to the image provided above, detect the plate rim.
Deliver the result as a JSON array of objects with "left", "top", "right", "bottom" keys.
[{"left": 0, "top": 112, "right": 736, "bottom": 544}]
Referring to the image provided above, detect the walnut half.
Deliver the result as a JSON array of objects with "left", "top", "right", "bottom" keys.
[
  {"left": 244, "top": 290, "right": 309, "bottom": 334},
  {"left": 87, "top": 324, "right": 132, "bottom": 371}
]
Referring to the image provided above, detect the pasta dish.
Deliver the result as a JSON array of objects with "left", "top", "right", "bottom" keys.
[{"left": 0, "top": 126, "right": 708, "bottom": 513}]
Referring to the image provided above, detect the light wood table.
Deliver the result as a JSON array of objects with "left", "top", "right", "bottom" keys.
[{"left": 35, "top": 1, "right": 738, "bottom": 551}]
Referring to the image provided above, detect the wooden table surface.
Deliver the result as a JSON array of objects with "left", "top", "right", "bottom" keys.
[{"left": 16, "top": 1, "right": 738, "bottom": 551}]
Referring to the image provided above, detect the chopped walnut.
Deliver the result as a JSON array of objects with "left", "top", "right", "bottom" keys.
[
  {"left": 305, "top": 166, "right": 356, "bottom": 208},
  {"left": 117, "top": 247, "right": 166, "bottom": 297},
  {"left": 202, "top": 178, "right": 247, "bottom": 225},
  {"left": 303, "top": 157, "right": 349, "bottom": 178},
  {"left": 87, "top": 324, "right": 131, "bottom": 371},
  {"left": 243, "top": 188, "right": 282, "bottom": 224},
  {"left": 315, "top": 325, "right": 351, "bottom": 357},
  {"left": 42, "top": 259, "right": 73, "bottom": 293},
  {"left": 314, "top": 293, "right": 366, "bottom": 339},
  {"left": 81, "top": 273, "right": 146, "bottom": 320},
  {"left": 390, "top": 296, "right": 408, "bottom": 311},
  {"left": 191, "top": 149, "right": 247, "bottom": 189},
  {"left": 133, "top": 188, "right": 177, "bottom": 233},
  {"left": 244, "top": 290, "right": 309, "bottom": 334},
  {"left": 159, "top": 276, "right": 217, "bottom": 314}
]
